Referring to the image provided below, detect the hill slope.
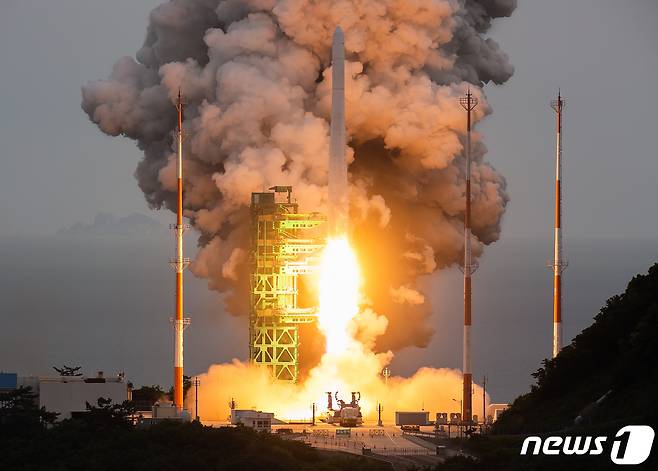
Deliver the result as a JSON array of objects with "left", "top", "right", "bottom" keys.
[{"left": 495, "top": 263, "right": 658, "bottom": 434}]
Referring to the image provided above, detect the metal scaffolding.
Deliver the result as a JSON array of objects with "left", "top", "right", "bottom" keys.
[{"left": 249, "top": 186, "right": 325, "bottom": 382}]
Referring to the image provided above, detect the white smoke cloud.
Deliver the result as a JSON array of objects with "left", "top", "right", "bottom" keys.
[{"left": 390, "top": 285, "right": 426, "bottom": 305}]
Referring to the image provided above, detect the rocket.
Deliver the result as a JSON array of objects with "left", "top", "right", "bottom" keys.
[
  {"left": 550, "top": 92, "right": 567, "bottom": 358},
  {"left": 328, "top": 26, "right": 348, "bottom": 236}
]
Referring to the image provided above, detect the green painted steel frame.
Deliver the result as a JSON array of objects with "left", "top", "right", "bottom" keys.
[{"left": 249, "top": 191, "right": 325, "bottom": 383}]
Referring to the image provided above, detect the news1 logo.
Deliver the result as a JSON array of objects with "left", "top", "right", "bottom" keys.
[{"left": 520, "top": 425, "right": 655, "bottom": 465}]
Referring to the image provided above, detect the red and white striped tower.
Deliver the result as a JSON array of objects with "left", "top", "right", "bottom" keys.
[
  {"left": 459, "top": 89, "right": 478, "bottom": 424},
  {"left": 171, "top": 90, "right": 190, "bottom": 410},
  {"left": 550, "top": 92, "right": 567, "bottom": 358}
]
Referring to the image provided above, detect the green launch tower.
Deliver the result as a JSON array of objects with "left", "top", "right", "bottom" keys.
[{"left": 249, "top": 186, "right": 325, "bottom": 382}]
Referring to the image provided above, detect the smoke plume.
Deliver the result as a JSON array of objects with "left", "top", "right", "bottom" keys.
[
  {"left": 82, "top": 0, "right": 514, "bottom": 354},
  {"left": 193, "top": 344, "right": 491, "bottom": 423}
]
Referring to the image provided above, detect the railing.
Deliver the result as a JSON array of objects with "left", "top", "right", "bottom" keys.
[
  {"left": 370, "top": 447, "right": 435, "bottom": 457},
  {"left": 302, "top": 436, "right": 436, "bottom": 456},
  {"left": 280, "top": 418, "right": 314, "bottom": 425}
]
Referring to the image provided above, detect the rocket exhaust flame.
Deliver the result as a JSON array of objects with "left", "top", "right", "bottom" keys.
[{"left": 318, "top": 237, "right": 360, "bottom": 354}]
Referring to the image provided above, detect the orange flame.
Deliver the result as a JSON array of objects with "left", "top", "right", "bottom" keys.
[{"left": 317, "top": 236, "right": 361, "bottom": 354}]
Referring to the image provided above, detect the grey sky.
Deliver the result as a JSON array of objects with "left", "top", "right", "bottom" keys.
[
  {"left": 1, "top": 0, "right": 657, "bottom": 238},
  {"left": 0, "top": 0, "right": 164, "bottom": 236},
  {"left": 480, "top": 0, "right": 658, "bottom": 240},
  {"left": 1, "top": 1, "right": 657, "bottom": 402}
]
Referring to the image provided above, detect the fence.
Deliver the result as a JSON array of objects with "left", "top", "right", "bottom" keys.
[{"left": 303, "top": 436, "right": 436, "bottom": 456}]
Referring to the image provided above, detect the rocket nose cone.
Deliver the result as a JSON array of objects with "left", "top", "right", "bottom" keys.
[{"left": 333, "top": 26, "right": 344, "bottom": 43}]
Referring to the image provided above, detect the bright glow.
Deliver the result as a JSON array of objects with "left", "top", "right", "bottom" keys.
[
  {"left": 318, "top": 236, "right": 361, "bottom": 354},
  {"left": 194, "top": 235, "right": 489, "bottom": 425}
]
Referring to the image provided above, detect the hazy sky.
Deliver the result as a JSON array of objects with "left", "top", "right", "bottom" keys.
[
  {"left": 0, "top": 0, "right": 165, "bottom": 236},
  {"left": 1, "top": 1, "right": 658, "bottom": 403}
]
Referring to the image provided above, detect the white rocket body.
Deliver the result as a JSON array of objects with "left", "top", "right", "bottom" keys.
[{"left": 328, "top": 27, "right": 348, "bottom": 236}]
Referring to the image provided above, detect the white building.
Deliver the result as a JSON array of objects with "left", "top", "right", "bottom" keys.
[
  {"left": 148, "top": 400, "right": 191, "bottom": 422},
  {"left": 487, "top": 403, "right": 509, "bottom": 423},
  {"left": 230, "top": 409, "right": 274, "bottom": 432},
  {"left": 38, "top": 371, "right": 129, "bottom": 420}
]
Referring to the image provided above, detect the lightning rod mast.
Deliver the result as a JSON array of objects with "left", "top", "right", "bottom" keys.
[
  {"left": 550, "top": 91, "right": 567, "bottom": 358},
  {"left": 171, "top": 90, "right": 191, "bottom": 410},
  {"left": 459, "top": 88, "right": 478, "bottom": 424}
]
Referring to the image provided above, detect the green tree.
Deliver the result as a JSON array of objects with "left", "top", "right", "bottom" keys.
[
  {"left": 73, "top": 397, "right": 136, "bottom": 432},
  {"left": 131, "top": 384, "right": 165, "bottom": 409},
  {"left": 0, "top": 386, "right": 58, "bottom": 432}
]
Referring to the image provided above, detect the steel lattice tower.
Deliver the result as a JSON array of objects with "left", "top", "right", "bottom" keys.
[{"left": 249, "top": 186, "right": 325, "bottom": 382}]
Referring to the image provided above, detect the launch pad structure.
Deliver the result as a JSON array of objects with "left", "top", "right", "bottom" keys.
[{"left": 249, "top": 186, "right": 326, "bottom": 383}]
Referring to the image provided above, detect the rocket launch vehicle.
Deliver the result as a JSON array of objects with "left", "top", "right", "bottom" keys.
[{"left": 328, "top": 27, "right": 348, "bottom": 236}]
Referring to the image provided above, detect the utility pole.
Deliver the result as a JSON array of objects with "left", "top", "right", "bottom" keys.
[
  {"left": 482, "top": 375, "right": 486, "bottom": 427},
  {"left": 452, "top": 398, "right": 463, "bottom": 419},
  {"left": 192, "top": 376, "right": 200, "bottom": 421},
  {"left": 312, "top": 402, "right": 316, "bottom": 426}
]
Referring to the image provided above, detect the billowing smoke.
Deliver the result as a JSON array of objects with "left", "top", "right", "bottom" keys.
[
  {"left": 193, "top": 347, "right": 491, "bottom": 423},
  {"left": 82, "top": 0, "right": 514, "bottom": 355}
]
